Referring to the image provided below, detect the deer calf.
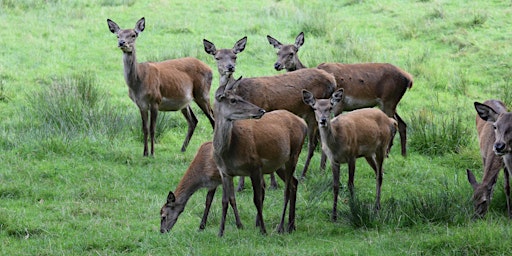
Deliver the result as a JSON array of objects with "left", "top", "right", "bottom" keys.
[
  {"left": 467, "top": 100, "right": 512, "bottom": 218},
  {"left": 302, "top": 89, "right": 397, "bottom": 221},
  {"left": 107, "top": 17, "right": 215, "bottom": 156},
  {"left": 213, "top": 77, "right": 307, "bottom": 236}
]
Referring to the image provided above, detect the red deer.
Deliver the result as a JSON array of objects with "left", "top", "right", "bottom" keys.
[
  {"left": 203, "top": 37, "right": 278, "bottom": 191},
  {"left": 160, "top": 142, "right": 243, "bottom": 233},
  {"left": 268, "top": 32, "right": 412, "bottom": 172},
  {"left": 467, "top": 100, "right": 512, "bottom": 218},
  {"left": 213, "top": 77, "right": 307, "bottom": 236},
  {"left": 302, "top": 89, "right": 397, "bottom": 221},
  {"left": 204, "top": 38, "right": 336, "bottom": 183},
  {"left": 107, "top": 17, "right": 215, "bottom": 156}
]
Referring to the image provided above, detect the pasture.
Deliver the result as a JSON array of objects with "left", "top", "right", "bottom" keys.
[{"left": 1, "top": 0, "right": 512, "bottom": 255}]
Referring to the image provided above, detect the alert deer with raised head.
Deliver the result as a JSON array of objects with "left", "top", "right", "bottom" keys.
[
  {"left": 160, "top": 142, "right": 243, "bottom": 233},
  {"left": 302, "top": 89, "right": 397, "bottom": 221},
  {"left": 213, "top": 77, "right": 307, "bottom": 237},
  {"left": 467, "top": 100, "right": 512, "bottom": 218},
  {"left": 107, "top": 17, "right": 215, "bottom": 156},
  {"left": 268, "top": 32, "right": 413, "bottom": 172},
  {"left": 204, "top": 38, "right": 336, "bottom": 182},
  {"left": 203, "top": 37, "right": 278, "bottom": 191}
]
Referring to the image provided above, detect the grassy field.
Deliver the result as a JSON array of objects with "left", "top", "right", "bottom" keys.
[{"left": 2, "top": 0, "right": 512, "bottom": 255}]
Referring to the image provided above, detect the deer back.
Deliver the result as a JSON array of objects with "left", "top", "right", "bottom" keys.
[
  {"left": 234, "top": 68, "right": 335, "bottom": 116},
  {"left": 317, "top": 63, "right": 413, "bottom": 112}
]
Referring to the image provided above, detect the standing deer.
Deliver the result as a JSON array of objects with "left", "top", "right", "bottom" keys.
[
  {"left": 302, "top": 89, "right": 397, "bottom": 221},
  {"left": 213, "top": 77, "right": 307, "bottom": 236},
  {"left": 107, "top": 17, "right": 215, "bottom": 156},
  {"left": 203, "top": 37, "right": 278, "bottom": 191},
  {"left": 160, "top": 142, "right": 243, "bottom": 233},
  {"left": 467, "top": 100, "right": 512, "bottom": 218},
  {"left": 268, "top": 32, "right": 412, "bottom": 172},
  {"left": 204, "top": 38, "right": 336, "bottom": 183}
]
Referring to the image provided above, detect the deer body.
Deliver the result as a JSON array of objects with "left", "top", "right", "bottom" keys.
[
  {"left": 303, "top": 89, "right": 397, "bottom": 221},
  {"left": 160, "top": 142, "right": 243, "bottom": 233},
  {"left": 213, "top": 78, "right": 307, "bottom": 236},
  {"left": 467, "top": 100, "right": 511, "bottom": 218},
  {"left": 107, "top": 17, "right": 215, "bottom": 156},
  {"left": 268, "top": 32, "right": 412, "bottom": 162}
]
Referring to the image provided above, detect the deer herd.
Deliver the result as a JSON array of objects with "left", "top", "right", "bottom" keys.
[{"left": 107, "top": 17, "right": 512, "bottom": 237}]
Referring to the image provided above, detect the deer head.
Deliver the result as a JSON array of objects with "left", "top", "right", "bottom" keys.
[
  {"left": 302, "top": 88, "right": 344, "bottom": 127},
  {"left": 214, "top": 77, "right": 266, "bottom": 121},
  {"left": 267, "top": 32, "right": 304, "bottom": 71},
  {"left": 160, "top": 191, "right": 183, "bottom": 233},
  {"left": 107, "top": 17, "right": 145, "bottom": 53},
  {"left": 475, "top": 102, "right": 512, "bottom": 156},
  {"left": 203, "top": 37, "right": 247, "bottom": 78}
]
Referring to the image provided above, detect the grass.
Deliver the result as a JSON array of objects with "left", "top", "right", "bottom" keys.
[{"left": 2, "top": 0, "right": 512, "bottom": 255}]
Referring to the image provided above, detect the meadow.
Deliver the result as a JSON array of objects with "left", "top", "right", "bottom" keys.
[{"left": 1, "top": 0, "right": 512, "bottom": 255}]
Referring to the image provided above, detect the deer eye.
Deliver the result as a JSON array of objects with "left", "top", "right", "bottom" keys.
[
  {"left": 230, "top": 98, "right": 237, "bottom": 104},
  {"left": 493, "top": 124, "right": 497, "bottom": 130}
]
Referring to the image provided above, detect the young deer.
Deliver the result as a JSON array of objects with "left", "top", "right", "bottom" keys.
[
  {"left": 302, "top": 89, "right": 397, "bottom": 221},
  {"left": 160, "top": 142, "right": 243, "bottom": 233},
  {"left": 213, "top": 77, "right": 307, "bottom": 237},
  {"left": 467, "top": 100, "right": 511, "bottom": 218},
  {"left": 203, "top": 37, "right": 278, "bottom": 191},
  {"left": 268, "top": 32, "right": 412, "bottom": 166},
  {"left": 107, "top": 17, "right": 215, "bottom": 156}
]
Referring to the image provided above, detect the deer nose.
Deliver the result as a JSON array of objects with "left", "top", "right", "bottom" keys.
[
  {"left": 226, "top": 64, "right": 235, "bottom": 72},
  {"left": 494, "top": 142, "right": 506, "bottom": 153},
  {"left": 118, "top": 41, "right": 125, "bottom": 47},
  {"left": 319, "top": 117, "right": 327, "bottom": 126},
  {"left": 274, "top": 62, "right": 282, "bottom": 70}
]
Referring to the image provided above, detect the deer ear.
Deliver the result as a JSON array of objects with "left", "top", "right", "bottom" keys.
[
  {"left": 302, "top": 90, "right": 315, "bottom": 106},
  {"left": 166, "top": 191, "right": 176, "bottom": 206},
  {"left": 474, "top": 102, "right": 499, "bottom": 122},
  {"left": 466, "top": 169, "right": 479, "bottom": 190},
  {"left": 226, "top": 76, "right": 243, "bottom": 91},
  {"left": 295, "top": 32, "right": 305, "bottom": 49},
  {"left": 203, "top": 39, "right": 217, "bottom": 55},
  {"left": 107, "top": 19, "right": 120, "bottom": 34},
  {"left": 233, "top": 36, "right": 247, "bottom": 54},
  {"left": 331, "top": 89, "right": 344, "bottom": 106},
  {"left": 267, "top": 35, "right": 282, "bottom": 49},
  {"left": 135, "top": 17, "right": 145, "bottom": 34}
]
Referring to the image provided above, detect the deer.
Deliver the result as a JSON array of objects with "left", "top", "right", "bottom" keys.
[
  {"left": 107, "top": 17, "right": 215, "bottom": 156},
  {"left": 203, "top": 37, "right": 278, "bottom": 191},
  {"left": 302, "top": 88, "right": 397, "bottom": 221},
  {"left": 204, "top": 38, "right": 336, "bottom": 185},
  {"left": 160, "top": 141, "right": 243, "bottom": 233},
  {"left": 467, "top": 100, "right": 512, "bottom": 218},
  {"left": 268, "top": 32, "right": 413, "bottom": 175},
  {"left": 213, "top": 77, "right": 307, "bottom": 237}
]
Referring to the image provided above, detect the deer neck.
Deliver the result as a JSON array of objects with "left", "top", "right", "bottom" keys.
[
  {"left": 122, "top": 49, "right": 141, "bottom": 91},
  {"left": 288, "top": 59, "right": 306, "bottom": 72},
  {"left": 219, "top": 73, "right": 235, "bottom": 88},
  {"left": 318, "top": 120, "right": 338, "bottom": 152},
  {"left": 213, "top": 116, "right": 233, "bottom": 160},
  {"left": 172, "top": 172, "right": 205, "bottom": 210}
]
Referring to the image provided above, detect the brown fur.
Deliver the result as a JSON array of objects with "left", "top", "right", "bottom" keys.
[
  {"left": 213, "top": 78, "right": 307, "bottom": 236},
  {"left": 303, "top": 89, "right": 397, "bottom": 221},
  {"left": 268, "top": 32, "right": 412, "bottom": 159},
  {"left": 160, "top": 142, "right": 242, "bottom": 233},
  {"left": 467, "top": 100, "right": 511, "bottom": 218},
  {"left": 107, "top": 17, "right": 215, "bottom": 156}
]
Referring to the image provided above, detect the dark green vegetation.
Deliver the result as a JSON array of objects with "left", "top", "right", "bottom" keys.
[{"left": 1, "top": 0, "right": 512, "bottom": 255}]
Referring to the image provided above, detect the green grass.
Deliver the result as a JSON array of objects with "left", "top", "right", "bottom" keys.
[{"left": 2, "top": 0, "right": 512, "bottom": 255}]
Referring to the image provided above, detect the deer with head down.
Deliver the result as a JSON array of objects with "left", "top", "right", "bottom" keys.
[
  {"left": 204, "top": 37, "right": 336, "bottom": 185},
  {"left": 467, "top": 100, "right": 512, "bottom": 218},
  {"left": 107, "top": 17, "right": 215, "bottom": 156},
  {"left": 268, "top": 32, "right": 412, "bottom": 175},
  {"left": 213, "top": 77, "right": 307, "bottom": 237},
  {"left": 160, "top": 142, "right": 243, "bottom": 233},
  {"left": 302, "top": 88, "right": 397, "bottom": 221},
  {"left": 203, "top": 37, "right": 279, "bottom": 191}
]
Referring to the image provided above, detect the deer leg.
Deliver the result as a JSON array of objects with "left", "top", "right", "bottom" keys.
[
  {"left": 504, "top": 168, "right": 511, "bottom": 218},
  {"left": 139, "top": 108, "right": 149, "bottom": 156},
  {"left": 236, "top": 177, "right": 245, "bottom": 192},
  {"left": 394, "top": 112, "right": 407, "bottom": 157},
  {"left": 250, "top": 172, "right": 267, "bottom": 235},
  {"left": 320, "top": 149, "right": 328, "bottom": 170},
  {"left": 200, "top": 188, "right": 216, "bottom": 230},
  {"left": 347, "top": 159, "right": 356, "bottom": 198},
  {"left": 180, "top": 106, "right": 198, "bottom": 152},
  {"left": 301, "top": 117, "right": 319, "bottom": 178},
  {"left": 331, "top": 162, "right": 341, "bottom": 222},
  {"left": 365, "top": 154, "right": 383, "bottom": 211},
  {"left": 149, "top": 107, "right": 158, "bottom": 156},
  {"left": 269, "top": 173, "right": 278, "bottom": 189},
  {"left": 195, "top": 96, "right": 215, "bottom": 128},
  {"left": 218, "top": 175, "right": 235, "bottom": 237}
]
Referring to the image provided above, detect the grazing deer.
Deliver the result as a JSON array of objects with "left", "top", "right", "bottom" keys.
[
  {"left": 467, "top": 100, "right": 512, "bottom": 218},
  {"left": 268, "top": 32, "right": 412, "bottom": 168},
  {"left": 107, "top": 17, "right": 215, "bottom": 156},
  {"left": 203, "top": 37, "right": 278, "bottom": 191},
  {"left": 302, "top": 89, "right": 397, "bottom": 221},
  {"left": 213, "top": 77, "right": 307, "bottom": 236},
  {"left": 160, "top": 142, "right": 243, "bottom": 233}
]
